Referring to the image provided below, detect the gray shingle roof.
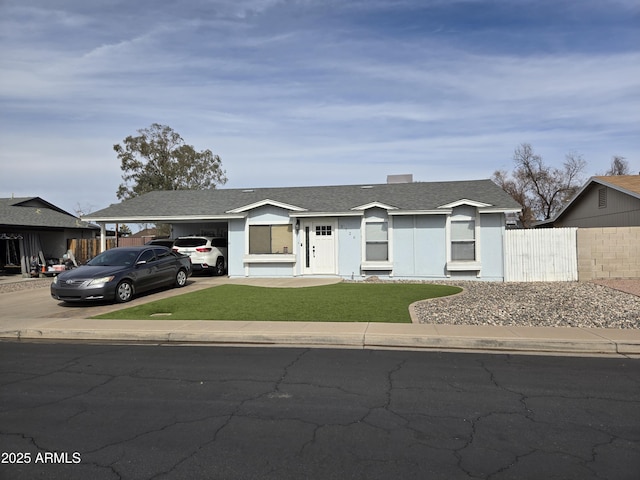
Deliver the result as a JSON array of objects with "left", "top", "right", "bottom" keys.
[
  {"left": 85, "top": 179, "right": 520, "bottom": 221},
  {"left": 0, "top": 197, "right": 98, "bottom": 229}
]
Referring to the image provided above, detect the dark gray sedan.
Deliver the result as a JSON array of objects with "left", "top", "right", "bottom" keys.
[{"left": 51, "top": 246, "right": 192, "bottom": 303}]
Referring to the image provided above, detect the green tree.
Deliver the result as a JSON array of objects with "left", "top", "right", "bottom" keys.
[
  {"left": 117, "top": 224, "right": 132, "bottom": 237},
  {"left": 492, "top": 143, "right": 586, "bottom": 227},
  {"left": 115, "top": 123, "right": 227, "bottom": 200}
]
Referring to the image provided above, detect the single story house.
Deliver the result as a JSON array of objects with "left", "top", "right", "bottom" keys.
[
  {"left": 536, "top": 175, "right": 640, "bottom": 228},
  {"left": 0, "top": 197, "right": 98, "bottom": 275},
  {"left": 83, "top": 178, "right": 521, "bottom": 281}
]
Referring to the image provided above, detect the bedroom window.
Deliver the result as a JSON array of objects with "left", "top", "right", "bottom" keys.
[
  {"left": 451, "top": 219, "right": 476, "bottom": 261},
  {"left": 249, "top": 225, "right": 293, "bottom": 254},
  {"left": 365, "top": 220, "right": 388, "bottom": 261}
]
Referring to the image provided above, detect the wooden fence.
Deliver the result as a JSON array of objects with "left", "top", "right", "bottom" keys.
[{"left": 67, "top": 238, "right": 117, "bottom": 264}]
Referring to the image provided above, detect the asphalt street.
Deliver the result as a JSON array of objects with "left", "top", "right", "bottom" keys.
[{"left": 1, "top": 343, "right": 639, "bottom": 479}]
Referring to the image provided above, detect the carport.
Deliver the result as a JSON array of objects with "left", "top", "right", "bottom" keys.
[{"left": 84, "top": 217, "right": 236, "bottom": 253}]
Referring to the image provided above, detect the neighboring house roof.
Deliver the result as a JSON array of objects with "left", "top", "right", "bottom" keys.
[
  {"left": 83, "top": 179, "right": 520, "bottom": 222},
  {"left": 0, "top": 197, "right": 98, "bottom": 230},
  {"left": 536, "top": 175, "right": 640, "bottom": 227},
  {"left": 592, "top": 175, "right": 640, "bottom": 198},
  {"left": 130, "top": 228, "right": 158, "bottom": 238}
]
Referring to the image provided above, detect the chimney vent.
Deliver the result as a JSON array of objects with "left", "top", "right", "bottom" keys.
[{"left": 387, "top": 174, "right": 413, "bottom": 184}]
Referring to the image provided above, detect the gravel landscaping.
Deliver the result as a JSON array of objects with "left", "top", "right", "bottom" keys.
[
  {"left": 0, "top": 277, "right": 51, "bottom": 294},
  {"left": 413, "top": 281, "right": 640, "bottom": 329}
]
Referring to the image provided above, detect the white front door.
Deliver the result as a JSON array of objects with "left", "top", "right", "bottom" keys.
[{"left": 302, "top": 220, "right": 336, "bottom": 275}]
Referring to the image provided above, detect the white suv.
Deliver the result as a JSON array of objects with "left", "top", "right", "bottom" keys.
[{"left": 172, "top": 236, "right": 227, "bottom": 276}]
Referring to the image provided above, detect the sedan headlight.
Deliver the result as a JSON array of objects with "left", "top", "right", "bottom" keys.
[{"left": 87, "top": 276, "right": 115, "bottom": 286}]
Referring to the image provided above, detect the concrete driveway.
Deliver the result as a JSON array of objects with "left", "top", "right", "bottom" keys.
[{"left": 0, "top": 275, "right": 340, "bottom": 324}]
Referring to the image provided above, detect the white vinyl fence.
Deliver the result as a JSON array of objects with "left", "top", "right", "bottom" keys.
[{"left": 504, "top": 228, "right": 578, "bottom": 282}]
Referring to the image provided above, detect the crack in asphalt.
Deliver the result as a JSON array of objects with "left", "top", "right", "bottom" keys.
[
  {"left": 3, "top": 346, "right": 638, "bottom": 479},
  {"left": 145, "top": 349, "right": 314, "bottom": 479},
  {"left": 451, "top": 358, "right": 639, "bottom": 480}
]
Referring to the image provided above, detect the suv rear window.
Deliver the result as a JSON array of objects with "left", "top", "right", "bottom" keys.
[
  {"left": 174, "top": 238, "right": 208, "bottom": 247},
  {"left": 211, "top": 238, "right": 227, "bottom": 247}
]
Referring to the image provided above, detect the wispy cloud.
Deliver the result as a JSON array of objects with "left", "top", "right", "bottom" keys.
[{"left": 1, "top": 0, "right": 638, "bottom": 213}]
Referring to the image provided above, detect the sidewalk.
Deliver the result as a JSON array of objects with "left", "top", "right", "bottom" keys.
[
  {"left": 2, "top": 317, "right": 640, "bottom": 356},
  {"left": 1, "top": 276, "right": 639, "bottom": 356}
]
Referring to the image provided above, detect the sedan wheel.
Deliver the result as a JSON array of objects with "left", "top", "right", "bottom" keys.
[
  {"left": 175, "top": 269, "right": 187, "bottom": 287},
  {"left": 115, "top": 281, "right": 133, "bottom": 303}
]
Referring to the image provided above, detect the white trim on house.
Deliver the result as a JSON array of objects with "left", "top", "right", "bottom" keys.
[
  {"left": 445, "top": 208, "right": 482, "bottom": 277},
  {"left": 351, "top": 202, "right": 398, "bottom": 211},
  {"left": 227, "top": 199, "right": 307, "bottom": 214},
  {"left": 86, "top": 214, "right": 246, "bottom": 223},
  {"left": 388, "top": 209, "right": 448, "bottom": 216},
  {"left": 243, "top": 254, "right": 296, "bottom": 264},
  {"left": 438, "top": 199, "right": 493, "bottom": 209},
  {"left": 290, "top": 211, "right": 363, "bottom": 218},
  {"left": 242, "top": 213, "right": 297, "bottom": 272},
  {"left": 360, "top": 210, "right": 394, "bottom": 273},
  {"left": 478, "top": 207, "right": 521, "bottom": 214}
]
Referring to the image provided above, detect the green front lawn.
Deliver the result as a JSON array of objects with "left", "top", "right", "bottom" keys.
[{"left": 93, "top": 283, "right": 461, "bottom": 323}]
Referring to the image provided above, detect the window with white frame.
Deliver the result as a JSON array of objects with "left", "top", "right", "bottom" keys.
[
  {"left": 249, "top": 225, "right": 293, "bottom": 254},
  {"left": 450, "top": 219, "right": 475, "bottom": 261},
  {"left": 365, "top": 220, "right": 388, "bottom": 261}
]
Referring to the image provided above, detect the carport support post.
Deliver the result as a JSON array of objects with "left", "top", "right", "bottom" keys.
[{"left": 100, "top": 224, "right": 106, "bottom": 252}]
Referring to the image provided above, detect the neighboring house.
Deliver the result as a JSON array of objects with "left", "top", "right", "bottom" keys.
[
  {"left": 130, "top": 227, "right": 158, "bottom": 239},
  {"left": 0, "top": 197, "right": 98, "bottom": 275},
  {"left": 83, "top": 179, "right": 521, "bottom": 281},
  {"left": 537, "top": 175, "right": 640, "bottom": 228}
]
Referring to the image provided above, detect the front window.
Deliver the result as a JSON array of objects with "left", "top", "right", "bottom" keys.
[
  {"left": 365, "top": 221, "right": 388, "bottom": 261},
  {"left": 451, "top": 220, "right": 475, "bottom": 261},
  {"left": 249, "top": 225, "right": 293, "bottom": 254}
]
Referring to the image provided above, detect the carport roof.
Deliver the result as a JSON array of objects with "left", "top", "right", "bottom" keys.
[
  {"left": 83, "top": 179, "right": 521, "bottom": 222},
  {"left": 0, "top": 197, "right": 99, "bottom": 230}
]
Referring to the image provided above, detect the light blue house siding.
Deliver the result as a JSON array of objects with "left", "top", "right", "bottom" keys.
[
  {"left": 477, "top": 213, "right": 506, "bottom": 281},
  {"left": 228, "top": 209, "right": 506, "bottom": 280},
  {"left": 173, "top": 208, "right": 506, "bottom": 280},
  {"left": 388, "top": 209, "right": 506, "bottom": 281},
  {"left": 227, "top": 218, "right": 245, "bottom": 277},
  {"left": 337, "top": 216, "right": 361, "bottom": 279},
  {"left": 235, "top": 205, "right": 297, "bottom": 277},
  {"left": 392, "top": 215, "right": 447, "bottom": 278}
]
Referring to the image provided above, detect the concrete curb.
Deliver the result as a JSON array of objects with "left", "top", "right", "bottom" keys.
[{"left": 2, "top": 321, "right": 640, "bottom": 356}]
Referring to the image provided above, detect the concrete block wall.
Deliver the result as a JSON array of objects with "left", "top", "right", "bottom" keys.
[{"left": 577, "top": 227, "right": 640, "bottom": 281}]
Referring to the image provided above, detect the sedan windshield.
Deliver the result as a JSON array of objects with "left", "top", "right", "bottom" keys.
[{"left": 87, "top": 250, "right": 139, "bottom": 267}]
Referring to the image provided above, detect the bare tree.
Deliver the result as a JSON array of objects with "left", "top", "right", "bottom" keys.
[
  {"left": 492, "top": 143, "right": 587, "bottom": 227},
  {"left": 604, "top": 156, "right": 630, "bottom": 176},
  {"left": 74, "top": 202, "right": 95, "bottom": 218},
  {"left": 491, "top": 169, "right": 535, "bottom": 228}
]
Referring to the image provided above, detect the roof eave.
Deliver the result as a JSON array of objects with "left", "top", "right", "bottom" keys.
[{"left": 82, "top": 214, "right": 246, "bottom": 223}]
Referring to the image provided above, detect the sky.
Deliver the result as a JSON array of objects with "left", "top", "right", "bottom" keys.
[{"left": 1, "top": 0, "right": 639, "bottom": 218}]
